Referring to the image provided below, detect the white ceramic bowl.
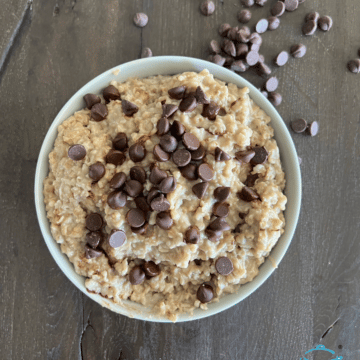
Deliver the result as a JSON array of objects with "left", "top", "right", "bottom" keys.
[{"left": 34, "top": 56, "right": 301, "bottom": 322}]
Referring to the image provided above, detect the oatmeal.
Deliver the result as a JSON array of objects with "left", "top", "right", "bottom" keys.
[{"left": 43, "top": 69, "right": 287, "bottom": 321}]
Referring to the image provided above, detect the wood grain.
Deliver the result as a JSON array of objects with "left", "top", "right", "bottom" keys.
[{"left": 0, "top": 0, "right": 359, "bottom": 359}]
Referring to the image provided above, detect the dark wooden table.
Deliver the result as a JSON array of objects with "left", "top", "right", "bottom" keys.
[{"left": 1, "top": 0, "right": 360, "bottom": 359}]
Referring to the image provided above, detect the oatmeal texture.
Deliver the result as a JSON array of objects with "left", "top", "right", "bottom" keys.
[{"left": 43, "top": 70, "right": 287, "bottom": 321}]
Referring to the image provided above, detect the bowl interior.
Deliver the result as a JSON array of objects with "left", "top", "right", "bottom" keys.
[{"left": 34, "top": 56, "right": 301, "bottom": 322}]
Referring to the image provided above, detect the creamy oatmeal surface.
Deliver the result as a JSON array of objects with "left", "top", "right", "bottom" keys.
[{"left": 43, "top": 69, "right": 287, "bottom": 321}]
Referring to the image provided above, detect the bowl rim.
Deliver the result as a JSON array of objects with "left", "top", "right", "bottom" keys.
[{"left": 34, "top": 55, "right": 302, "bottom": 323}]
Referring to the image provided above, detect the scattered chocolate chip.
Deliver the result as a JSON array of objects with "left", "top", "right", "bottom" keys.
[
  {"left": 149, "top": 166, "right": 168, "bottom": 185},
  {"left": 231, "top": 60, "right": 249, "bottom": 73},
  {"left": 241, "top": 0, "right": 254, "bottom": 7},
  {"left": 219, "top": 23, "right": 231, "bottom": 37},
  {"left": 197, "top": 283, "right": 214, "bottom": 303},
  {"left": 197, "top": 163, "right": 214, "bottom": 181},
  {"left": 195, "top": 86, "right": 210, "bottom": 105},
  {"left": 124, "top": 180, "right": 144, "bottom": 198},
  {"left": 209, "top": 40, "right": 221, "bottom": 54},
  {"left": 200, "top": 0, "right": 215, "bottom": 16},
  {"left": 246, "top": 51, "right": 260, "bottom": 66},
  {"left": 236, "top": 43, "right": 249, "bottom": 57},
  {"left": 156, "top": 117, "right": 170, "bottom": 136},
  {"left": 222, "top": 39, "right": 236, "bottom": 57},
  {"left": 103, "top": 85, "right": 120, "bottom": 103},
  {"left": 143, "top": 261, "right": 160, "bottom": 277},
  {"left": 181, "top": 163, "right": 198, "bottom": 181},
  {"left": 172, "top": 149, "right": 191, "bottom": 167},
  {"left": 170, "top": 120, "right": 186, "bottom": 139},
  {"left": 191, "top": 144, "right": 206, "bottom": 161},
  {"left": 268, "top": 16, "right": 280, "bottom": 30},
  {"left": 213, "top": 202, "right": 229, "bottom": 217},
  {"left": 224, "top": 56, "right": 234, "bottom": 68},
  {"left": 68, "top": 144, "right": 86, "bottom": 161},
  {"left": 290, "top": 44, "right": 307, "bottom": 58},
  {"left": 215, "top": 257, "right": 234, "bottom": 275},
  {"left": 156, "top": 211, "right": 173, "bottom": 230},
  {"left": 112, "top": 132, "right": 128, "bottom": 151},
  {"left": 255, "top": 0, "right": 267, "bottom": 6},
  {"left": 256, "top": 19, "right": 268, "bottom": 34},
  {"left": 134, "top": 196, "right": 151, "bottom": 213},
  {"left": 236, "top": 28, "right": 249, "bottom": 43},
  {"left": 129, "top": 266, "right": 146, "bottom": 285},
  {"left": 91, "top": 103, "right": 108, "bottom": 121},
  {"left": 238, "top": 186, "right": 260, "bottom": 201},
  {"left": 159, "top": 134, "right": 178, "bottom": 153},
  {"left": 214, "top": 186, "right": 230, "bottom": 202},
  {"left": 147, "top": 187, "right": 161, "bottom": 204},
  {"left": 318, "top": 16, "right": 333, "bottom": 32},
  {"left": 129, "top": 143, "right": 146, "bottom": 163},
  {"left": 275, "top": 51, "right": 289, "bottom": 67},
  {"left": 110, "top": 172, "right": 126, "bottom": 189},
  {"left": 205, "top": 228, "right": 222, "bottom": 242},
  {"left": 202, "top": 101, "right": 220, "bottom": 120},
  {"left": 153, "top": 144, "right": 170, "bottom": 162},
  {"left": 141, "top": 47, "right": 152, "bottom": 58},
  {"left": 168, "top": 86, "right": 187, "bottom": 100},
  {"left": 86, "top": 213, "right": 103, "bottom": 232},
  {"left": 86, "top": 231, "right": 102, "bottom": 249},
  {"left": 235, "top": 149, "right": 255, "bottom": 163},
  {"left": 162, "top": 104, "right": 178, "bottom": 118},
  {"left": 131, "top": 222, "right": 148, "bottom": 235},
  {"left": 308, "top": 121, "right": 319, "bottom": 136},
  {"left": 130, "top": 166, "right": 147, "bottom": 184},
  {"left": 302, "top": 20, "right": 317, "bottom": 36},
  {"left": 126, "top": 208, "right": 146, "bottom": 228},
  {"left": 211, "top": 54, "right": 226, "bottom": 66},
  {"left": 271, "top": 1, "right": 285, "bottom": 17},
  {"left": 184, "top": 226, "right": 200, "bottom": 244},
  {"left": 151, "top": 194, "right": 171, "bottom": 212},
  {"left": 192, "top": 181, "right": 209, "bottom": 199},
  {"left": 84, "top": 94, "right": 101, "bottom": 109},
  {"left": 108, "top": 229, "right": 126, "bottom": 248},
  {"left": 237, "top": 9, "right": 252, "bottom": 23},
  {"left": 265, "top": 77, "right": 279, "bottom": 92},
  {"left": 261, "top": 90, "right": 268, "bottom": 98},
  {"left": 284, "top": 0, "right": 298, "bottom": 11},
  {"left": 208, "top": 218, "right": 231, "bottom": 232},
  {"left": 268, "top": 92, "right": 282, "bottom": 107},
  {"left": 107, "top": 190, "right": 127, "bottom": 209},
  {"left": 249, "top": 32, "right": 262, "bottom": 45},
  {"left": 122, "top": 100, "right": 139, "bottom": 116},
  {"left": 158, "top": 176, "right": 177, "bottom": 194},
  {"left": 215, "top": 147, "right": 231, "bottom": 161},
  {"left": 183, "top": 133, "right": 201, "bottom": 151},
  {"left": 291, "top": 118, "right": 308, "bottom": 133},
  {"left": 251, "top": 146, "right": 269, "bottom": 165},
  {"left": 106, "top": 149, "right": 126, "bottom": 166},
  {"left": 347, "top": 59, "right": 360, "bottom": 74},
  {"left": 249, "top": 42, "right": 260, "bottom": 52},
  {"left": 305, "top": 12, "right": 319, "bottom": 23},
  {"left": 244, "top": 173, "right": 259, "bottom": 187},
  {"left": 256, "top": 62, "right": 272, "bottom": 77},
  {"left": 89, "top": 162, "right": 105, "bottom": 181},
  {"left": 179, "top": 95, "right": 197, "bottom": 113},
  {"left": 133, "top": 12, "right": 148, "bottom": 27},
  {"left": 85, "top": 245, "right": 102, "bottom": 259}
]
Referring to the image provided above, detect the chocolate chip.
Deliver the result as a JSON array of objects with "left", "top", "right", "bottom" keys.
[
  {"left": 129, "top": 143, "right": 146, "bottom": 162},
  {"left": 89, "top": 162, "right": 105, "bottom": 181},
  {"left": 68, "top": 144, "right": 86, "bottom": 161},
  {"left": 159, "top": 134, "right": 178, "bottom": 153},
  {"left": 153, "top": 144, "right": 170, "bottom": 162},
  {"left": 168, "top": 86, "right": 187, "bottom": 100},
  {"left": 195, "top": 86, "right": 210, "bottom": 105},
  {"left": 133, "top": 12, "right": 148, "bottom": 27},
  {"left": 86, "top": 231, "right": 102, "bottom": 249},
  {"left": 235, "top": 43, "right": 249, "bottom": 58},
  {"left": 249, "top": 32, "right": 262, "bottom": 45},
  {"left": 251, "top": 146, "right": 268, "bottom": 165},
  {"left": 275, "top": 51, "right": 289, "bottom": 67},
  {"left": 291, "top": 118, "right": 307, "bottom": 133},
  {"left": 255, "top": 0, "right": 267, "bottom": 5},
  {"left": 244, "top": 173, "right": 259, "bottom": 187},
  {"left": 290, "top": 44, "right": 307, "bottom": 58},
  {"left": 130, "top": 166, "right": 147, "bottom": 184},
  {"left": 84, "top": 94, "right": 101, "bottom": 109},
  {"left": 182, "top": 133, "right": 200, "bottom": 151},
  {"left": 142, "top": 261, "right": 160, "bottom": 277},
  {"left": 192, "top": 181, "right": 209, "bottom": 199},
  {"left": 205, "top": 228, "right": 222, "bottom": 242},
  {"left": 219, "top": 23, "right": 231, "bottom": 37},
  {"left": 124, "top": 180, "right": 144, "bottom": 198},
  {"left": 238, "top": 186, "right": 260, "bottom": 201},
  {"left": 122, "top": 100, "right": 139, "bottom": 117},
  {"left": 268, "top": 92, "right": 282, "bottom": 107},
  {"left": 197, "top": 283, "right": 214, "bottom": 303},
  {"left": 202, "top": 101, "right": 220, "bottom": 120},
  {"left": 347, "top": 60, "right": 360, "bottom": 74},
  {"left": 147, "top": 187, "right": 161, "bottom": 204},
  {"left": 246, "top": 51, "right": 260, "bottom": 66},
  {"left": 215, "top": 147, "right": 231, "bottom": 161},
  {"left": 214, "top": 186, "right": 230, "bottom": 202},
  {"left": 256, "top": 62, "right": 272, "bottom": 77},
  {"left": 181, "top": 163, "right": 199, "bottom": 181},
  {"left": 302, "top": 20, "right": 317, "bottom": 36},
  {"left": 156, "top": 117, "right": 170, "bottom": 136},
  {"left": 170, "top": 120, "right": 186, "bottom": 139},
  {"left": 256, "top": 19, "right": 268, "bottom": 34},
  {"left": 110, "top": 172, "right": 126, "bottom": 189},
  {"left": 179, "top": 95, "right": 197, "bottom": 113},
  {"left": 236, "top": 29, "right": 249, "bottom": 43},
  {"left": 298, "top": 156, "right": 302, "bottom": 165},
  {"left": 85, "top": 246, "right": 102, "bottom": 259},
  {"left": 271, "top": 1, "right": 285, "bottom": 17},
  {"left": 156, "top": 211, "right": 173, "bottom": 230},
  {"left": 197, "top": 163, "right": 214, "bottom": 182},
  {"left": 162, "top": 104, "right": 178, "bottom": 118},
  {"left": 222, "top": 39, "right": 236, "bottom": 57},
  {"left": 318, "top": 16, "right": 333, "bottom": 32},
  {"left": 261, "top": 90, "right": 268, "bottom": 98},
  {"left": 129, "top": 266, "right": 146, "bottom": 285},
  {"left": 112, "top": 132, "right": 128, "bottom": 151},
  {"left": 265, "top": 77, "right": 279, "bottom": 92},
  {"left": 131, "top": 222, "right": 148, "bottom": 235},
  {"left": 212, "top": 202, "right": 229, "bottom": 217},
  {"left": 250, "top": 43, "right": 260, "bottom": 52},
  {"left": 194, "top": 259, "right": 202, "bottom": 266},
  {"left": 241, "top": 0, "right": 254, "bottom": 7},
  {"left": 141, "top": 47, "right": 152, "bottom": 58},
  {"left": 126, "top": 208, "right": 146, "bottom": 228},
  {"left": 215, "top": 257, "right": 234, "bottom": 275},
  {"left": 134, "top": 196, "right": 151, "bottom": 213},
  {"left": 103, "top": 85, "right": 120, "bottom": 103},
  {"left": 209, "top": 40, "right": 221, "bottom": 54},
  {"left": 268, "top": 16, "right": 280, "bottom": 30},
  {"left": 86, "top": 213, "right": 103, "bottom": 232},
  {"left": 210, "top": 54, "right": 226, "bottom": 67},
  {"left": 106, "top": 149, "right": 126, "bottom": 166},
  {"left": 200, "top": 0, "right": 215, "bottom": 16},
  {"left": 158, "top": 176, "right": 177, "bottom": 194},
  {"left": 308, "top": 121, "right": 319, "bottom": 136},
  {"left": 231, "top": 60, "right": 249, "bottom": 73},
  {"left": 305, "top": 12, "right": 319, "bottom": 23},
  {"left": 237, "top": 9, "right": 251, "bottom": 23},
  {"left": 235, "top": 150, "right": 255, "bottom": 164},
  {"left": 284, "top": 0, "right": 298, "bottom": 11},
  {"left": 184, "top": 226, "right": 200, "bottom": 244},
  {"left": 150, "top": 194, "right": 170, "bottom": 212},
  {"left": 149, "top": 166, "right": 168, "bottom": 185},
  {"left": 108, "top": 229, "right": 126, "bottom": 248},
  {"left": 172, "top": 149, "right": 191, "bottom": 167},
  {"left": 225, "top": 56, "right": 234, "bottom": 67},
  {"left": 91, "top": 103, "right": 108, "bottom": 121},
  {"left": 190, "top": 145, "right": 206, "bottom": 161},
  {"left": 107, "top": 190, "right": 127, "bottom": 209},
  {"left": 208, "top": 218, "right": 231, "bottom": 232}
]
